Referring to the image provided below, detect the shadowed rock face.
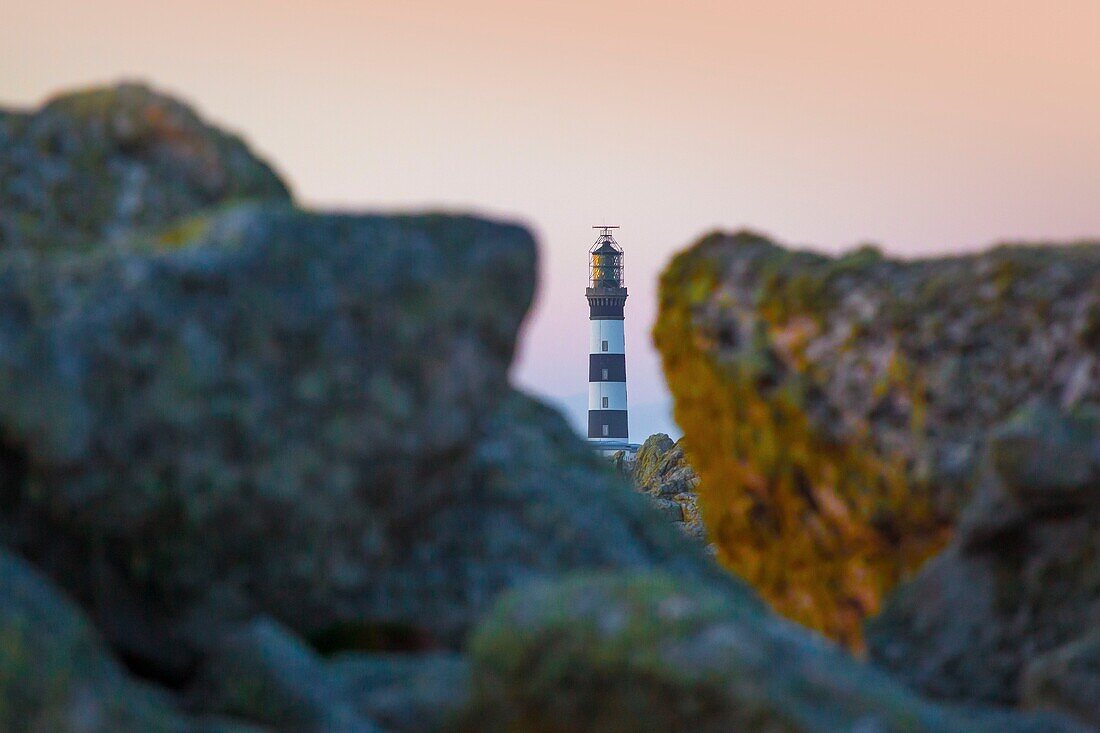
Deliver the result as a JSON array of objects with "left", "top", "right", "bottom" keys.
[
  {"left": 0, "top": 83, "right": 290, "bottom": 254},
  {"left": 1021, "top": 630, "right": 1100, "bottom": 729},
  {"left": 867, "top": 405, "right": 1100, "bottom": 715},
  {"left": 0, "top": 548, "right": 195, "bottom": 733},
  {"left": 0, "top": 205, "right": 543, "bottom": 668},
  {"left": 654, "top": 231, "right": 1100, "bottom": 645}
]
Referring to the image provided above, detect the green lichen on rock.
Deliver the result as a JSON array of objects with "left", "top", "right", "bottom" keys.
[
  {"left": 654, "top": 230, "right": 1100, "bottom": 646},
  {"left": 0, "top": 82, "right": 290, "bottom": 255},
  {"left": 453, "top": 570, "right": 1085, "bottom": 733}
]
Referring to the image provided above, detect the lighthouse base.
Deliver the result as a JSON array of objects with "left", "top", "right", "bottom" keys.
[{"left": 586, "top": 439, "right": 640, "bottom": 456}]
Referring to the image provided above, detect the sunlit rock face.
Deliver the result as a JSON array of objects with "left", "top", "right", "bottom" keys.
[
  {"left": 0, "top": 82, "right": 290, "bottom": 254},
  {"left": 654, "top": 230, "right": 1100, "bottom": 646},
  {"left": 615, "top": 433, "right": 706, "bottom": 542}
]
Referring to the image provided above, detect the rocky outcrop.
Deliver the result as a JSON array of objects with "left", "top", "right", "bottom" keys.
[
  {"left": 1, "top": 83, "right": 1092, "bottom": 732},
  {"left": 0, "top": 205, "right": 545, "bottom": 675},
  {"left": 0, "top": 83, "right": 290, "bottom": 254},
  {"left": 616, "top": 433, "right": 706, "bottom": 541},
  {"left": 867, "top": 404, "right": 1100, "bottom": 719},
  {"left": 654, "top": 231, "right": 1100, "bottom": 645},
  {"left": 0, "top": 201, "right": 733, "bottom": 686},
  {"left": 0, "top": 84, "right": 737, "bottom": 730},
  {"left": 452, "top": 571, "right": 1085, "bottom": 733}
]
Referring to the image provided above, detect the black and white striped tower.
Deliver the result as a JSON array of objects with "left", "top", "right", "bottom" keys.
[{"left": 587, "top": 226, "right": 629, "bottom": 445}]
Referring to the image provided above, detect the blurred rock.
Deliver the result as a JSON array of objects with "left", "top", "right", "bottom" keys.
[
  {"left": 0, "top": 181, "right": 728, "bottom": 728},
  {"left": 867, "top": 405, "right": 1100, "bottom": 715},
  {"left": 0, "top": 83, "right": 290, "bottom": 254},
  {"left": 0, "top": 205, "right": 540, "bottom": 678},
  {"left": 654, "top": 231, "right": 1100, "bottom": 644},
  {"left": 453, "top": 571, "right": 1085, "bottom": 733},
  {"left": 190, "top": 618, "right": 378, "bottom": 732},
  {"left": 1, "top": 82, "right": 1091, "bottom": 733},
  {"left": 330, "top": 652, "right": 470, "bottom": 733},
  {"left": 988, "top": 403, "right": 1100, "bottom": 510},
  {"left": 1020, "top": 630, "right": 1100, "bottom": 728},
  {"left": 0, "top": 548, "right": 190, "bottom": 732}
]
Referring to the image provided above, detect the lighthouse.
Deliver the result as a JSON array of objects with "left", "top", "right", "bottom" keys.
[{"left": 587, "top": 226, "right": 629, "bottom": 446}]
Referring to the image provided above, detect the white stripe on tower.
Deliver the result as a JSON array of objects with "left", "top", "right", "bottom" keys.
[
  {"left": 588, "top": 381, "right": 628, "bottom": 411},
  {"left": 588, "top": 319, "right": 625, "bottom": 355}
]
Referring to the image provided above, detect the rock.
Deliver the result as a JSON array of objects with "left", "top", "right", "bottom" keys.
[
  {"left": 453, "top": 571, "right": 1086, "bottom": 733},
  {"left": 193, "top": 618, "right": 470, "bottom": 733},
  {"left": 0, "top": 83, "right": 290, "bottom": 254},
  {"left": 407, "top": 391, "right": 733, "bottom": 640},
  {"left": 1020, "top": 630, "right": 1100, "bottom": 728},
  {"left": 988, "top": 403, "right": 1100, "bottom": 510},
  {"left": 622, "top": 433, "right": 706, "bottom": 541},
  {"left": 654, "top": 231, "right": 1100, "bottom": 645},
  {"left": 3, "top": 81, "right": 1090, "bottom": 733},
  {"left": 0, "top": 548, "right": 191, "bottom": 732},
  {"left": 633, "top": 434, "right": 694, "bottom": 498},
  {"left": 0, "top": 206, "right": 540, "bottom": 676},
  {"left": 190, "top": 618, "right": 379, "bottom": 732},
  {"left": 633, "top": 433, "right": 676, "bottom": 476},
  {"left": 866, "top": 406, "right": 1100, "bottom": 712},
  {"left": 0, "top": 200, "right": 732, "bottom": 685},
  {"left": 330, "top": 652, "right": 470, "bottom": 733}
]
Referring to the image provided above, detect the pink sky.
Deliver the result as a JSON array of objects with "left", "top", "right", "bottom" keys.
[{"left": 4, "top": 1, "right": 1100, "bottom": 437}]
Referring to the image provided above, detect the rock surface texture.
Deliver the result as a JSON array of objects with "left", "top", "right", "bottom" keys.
[
  {"left": 615, "top": 433, "right": 706, "bottom": 541},
  {"left": 867, "top": 404, "right": 1100, "bottom": 721},
  {"left": 654, "top": 231, "right": 1100, "bottom": 645},
  {"left": 0, "top": 84, "right": 1094, "bottom": 732},
  {"left": 0, "top": 83, "right": 290, "bottom": 254},
  {"left": 453, "top": 571, "right": 1084, "bottom": 733}
]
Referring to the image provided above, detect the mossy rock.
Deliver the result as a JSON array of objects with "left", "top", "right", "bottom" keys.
[
  {"left": 0, "top": 82, "right": 290, "bottom": 255},
  {"left": 453, "top": 570, "right": 1084, "bottom": 733},
  {"left": 653, "top": 230, "right": 1100, "bottom": 646}
]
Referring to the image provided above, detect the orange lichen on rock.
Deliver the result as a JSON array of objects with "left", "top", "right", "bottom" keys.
[{"left": 654, "top": 232, "right": 952, "bottom": 647}]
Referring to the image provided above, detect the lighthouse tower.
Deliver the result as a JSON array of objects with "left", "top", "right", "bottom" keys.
[{"left": 587, "top": 226, "right": 629, "bottom": 446}]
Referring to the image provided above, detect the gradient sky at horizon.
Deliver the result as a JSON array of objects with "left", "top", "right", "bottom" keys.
[{"left": 4, "top": 1, "right": 1100, "bottom": 438}]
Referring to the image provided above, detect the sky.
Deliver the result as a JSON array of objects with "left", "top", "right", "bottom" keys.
[{"left": 4, "top": 1, "right": 1100, "bottom": 439}]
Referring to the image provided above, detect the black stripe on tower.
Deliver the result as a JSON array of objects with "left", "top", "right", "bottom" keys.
[
  {"left": 589, "top": 353, "right": 626, "bottom": 382},
  {"left": 588, "top": 410, "right": 628, "bottom": 439}
]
